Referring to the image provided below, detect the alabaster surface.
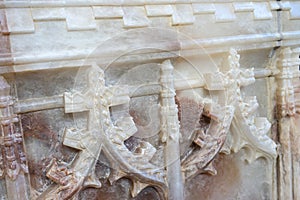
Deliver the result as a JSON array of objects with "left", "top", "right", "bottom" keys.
[{"left": 0, "top": 1, "right": 300, "bottom": 200}]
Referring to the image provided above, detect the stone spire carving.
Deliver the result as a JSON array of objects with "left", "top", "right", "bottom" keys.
[
  {"left": 0, "top": 76, "right": 29, "bottom": 199},
  {"left": 275, "top": 48, "right": 299, "bottom": 117},
  {"left": 160, "top": 60, "right": 183, "bottom": 200},
  {"left": 275, "top": 47, "right": 300, "bottom": 200}
]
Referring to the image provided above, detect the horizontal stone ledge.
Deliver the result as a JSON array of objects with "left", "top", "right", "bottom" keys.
[
  {"left": 13, "top": 68, "right": 282, "bottom": 114},
  {"left": 2, "top": 46, "right": 284, "bottom": 73},
  {"left": 0, "top": 33, "right": 281, "bottom": 67},
  {"left": 0, "top": 0, "right": 281, "bottom": 8},
  {"left": 7, "top": 46, "right": 179, "bottom": 66},
  {"left": 181, "top": 33, "right": 281, "bottom": 50},
  {"left": 0, "top": 0, "right": 206, "bottom": 8},
  {"left": 281, "top": 40, "right": 300, "bottom": 48},
  {"left": 280, "top": 31, "right": 300, "bottom": 47},
  {"left": 282, "top": 31, "right": 300, "bottom": 40},
  {"left": 14, "top": 95, "right": 64, "bottom": 114},
  {"left": 1, "top": 43, "right": 283, "bottom": 73},
  {"left": 7, "top": 51, "right": 178, "bottom": 73}
]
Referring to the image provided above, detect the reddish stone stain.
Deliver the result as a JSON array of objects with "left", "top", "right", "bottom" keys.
[
  {"left": 175, "top": 96, "right": 208, "bottom": 156},
  {"left": 185, "top": 153, "right": 241, "bottom": 200},
  {"left": 175, "top": 96, "right": 205, "bottom": 130},
  {"left": 21, "top": 112, "right": 76, "bottom": 192},
  {"left": 129, "top": 109, "right": 142, "bottom": 126},
  {"left": 22, "top": 113, "right": 58, "bottom": 145}
]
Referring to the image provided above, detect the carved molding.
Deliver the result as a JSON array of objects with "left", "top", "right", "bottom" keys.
[
  {"left": 0, "top": 76, "right": 30, "bottom": 199},
  {"left": 275, "top": 47, "right": 300, "bottom": 200}
]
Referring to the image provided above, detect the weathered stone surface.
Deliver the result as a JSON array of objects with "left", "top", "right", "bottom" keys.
[{"left": 1, "top": 1, "right": 300, "bottom": 200}]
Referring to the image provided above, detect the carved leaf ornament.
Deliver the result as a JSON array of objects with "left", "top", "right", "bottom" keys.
[{"left": 0, "top": 28, "right": 277, "bottom": 199}]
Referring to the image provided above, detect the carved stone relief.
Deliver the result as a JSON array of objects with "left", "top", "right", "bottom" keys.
[{"left": 0, "top": 1, "right": 300, "bottom": 200}]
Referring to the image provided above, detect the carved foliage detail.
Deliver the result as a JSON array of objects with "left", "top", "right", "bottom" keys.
[{"left": 225, "top": 49, "right": 277, "bottom": 161}]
